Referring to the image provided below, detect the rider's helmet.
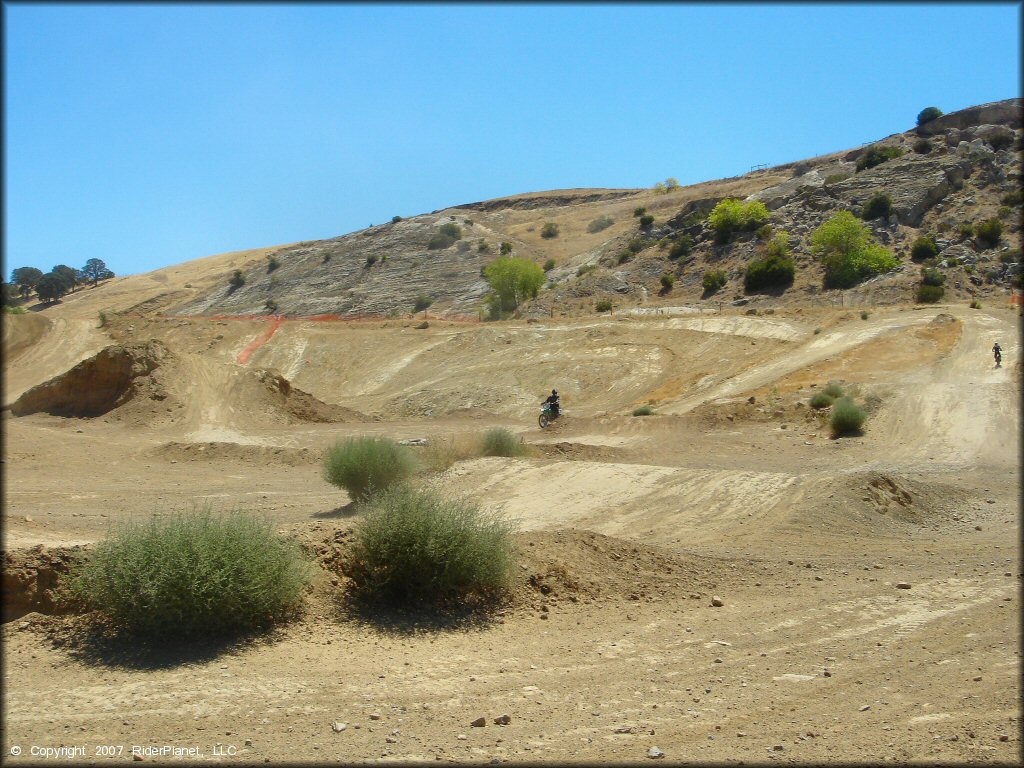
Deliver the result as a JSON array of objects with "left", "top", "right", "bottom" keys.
[{"left": 552, "top": 389, "right": 558, "bottom": 395}]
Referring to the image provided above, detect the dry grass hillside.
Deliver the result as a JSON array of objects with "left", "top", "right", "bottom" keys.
[{"left": 2, "top": 99, "right": 1021, "bottom": 765}]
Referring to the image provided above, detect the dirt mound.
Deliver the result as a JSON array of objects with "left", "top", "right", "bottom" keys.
[
  {"left": 2, "top": 313, "right": 50, "bottom": 362},
  {"left": 512, "top": 529, "right": 717, "bottom": 605},
  {"left": 531, "top": 441, "right": 635, "bottom": 463},
  {"left": 251, "top": 369, "right": 369, "bottom": 423},
  {"left": 2, "top": 545, "right": 86, "bottom": 623},
  {"left": 151, "top": 441, "right": 322, "bottom": 467},
  {"left": 9, "top": 340, "right": 177, "bottom": 418}
]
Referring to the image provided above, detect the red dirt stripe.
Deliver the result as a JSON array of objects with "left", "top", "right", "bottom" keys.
[{"left": 237, "top": 316, "right": 283, "bottom": 364}]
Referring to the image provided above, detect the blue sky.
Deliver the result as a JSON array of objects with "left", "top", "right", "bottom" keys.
[{"left": 4, "top": 2, "right": 1021, "bottom": 279}]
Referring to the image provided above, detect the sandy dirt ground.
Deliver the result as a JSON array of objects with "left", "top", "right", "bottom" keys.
[{"left": 1, "top": 294, "right": 1020, "bottom": 765}]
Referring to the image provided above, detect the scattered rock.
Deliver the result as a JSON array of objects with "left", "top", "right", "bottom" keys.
[
  {"left": 493, "top": 714, "right": 511, "bottom": 725},
  {"left": 471, "top": 717, "right": 486, "bottom": 727},
  {"left": 615, "top": 726, "right": 635, "bottom": 734},
  {"left": 332, "top": 722, "right": 347, "bottom": 732},
  {"left": 896, "top": 582, "right": 912, "bottom": 589},
  {"left": 369, "top": 713, "right": 381, "bottom": 721},
  {"left": 647, "top": 746, "right": 665, "bottom": 759},
  {"left": 711, "top": 596, "right": 724, "bottom": 607},
  {"left": 859, "top": 705, "right": 871, "bottom": 711}
]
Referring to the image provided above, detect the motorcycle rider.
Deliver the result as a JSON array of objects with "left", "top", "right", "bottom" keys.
[
  {"left": 544, "top": 389, "right": 561, "bottom": 418},
  {"left": 993, "top": 341, "right": 1002, "bottom": 366}
]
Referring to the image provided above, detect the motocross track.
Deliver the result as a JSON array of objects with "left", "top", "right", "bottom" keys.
[{"left": 2, "top": 290, "right": 1021, "bottom": 765}]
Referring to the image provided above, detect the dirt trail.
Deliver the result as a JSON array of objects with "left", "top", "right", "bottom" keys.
[{"left": 3, "top": 317, "right": 111, "bottom": 405}]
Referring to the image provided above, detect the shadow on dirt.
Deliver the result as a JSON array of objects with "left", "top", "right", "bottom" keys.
[
  {"left": 313, "top": 501, "right": 359, "bottom": 519},
  {"left": 336, "top": 593, "right": 510, "bottom": 637},
  {"left": 42, "top": 615, "right": 288, "bottom": 671}
]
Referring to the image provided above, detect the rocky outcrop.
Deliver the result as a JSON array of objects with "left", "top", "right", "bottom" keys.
[
  {"left": 10, "top": 340, "right": 173, "bottom": 418},
  {"left": 827, "top": 156, "right": 973, "bottom": 226},
  {"left": 916, "top": 98, "right": 1023, "bottom": 136}
]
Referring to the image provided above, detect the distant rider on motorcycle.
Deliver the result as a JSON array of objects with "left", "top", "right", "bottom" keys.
[
  {"left": 544, "top": 389, "right": 561, "bottom": 418},
  {"left": 993, "top": 342, "right": 1002, "bottom": 366}
]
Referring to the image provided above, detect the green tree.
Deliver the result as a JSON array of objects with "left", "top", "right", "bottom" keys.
[
  {"left": 811, "top": 211, "right": 898, "bottom": 289},
  {"left": 35, "top": 273, "right": 68, "bottom": 303},
  {"left": 484, "top": 256, "right": 545, "bottom": 316},
  {"left": 81, "top": 258, "right": 111, "bottom": 286},
  {"left": 916, "top": 106, "right": 943, "bottom": 126},
  {"left": 11, "top": 267, "right": 43, "bottom": 298},
  {"left": 52, "top": 264, "right": 78, "bottom": 293},
  {"left": 708, "top": 199, "right": 770, "bottom": 243}
]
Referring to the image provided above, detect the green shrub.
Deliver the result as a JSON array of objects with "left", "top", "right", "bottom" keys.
[
  {"left": 812, "top": 211, "right": 898, "bottom": 288},
  {"left": 595, "top": 299, "right": 613, "bottom": 312},
  {"left": 997, "top": 205, "right": 1012, "bottom": 220},
  {"left": 428, "top": 233, "right": 457, "bottom": 250},
  {"left": 633, "top": 207, "right": 647, "bottom": 217},
  {"left": 969, "top": 299, "right": 982, "bottom": 309},
  {"left": 668, "top": 235, "right": 693, "bottom": 260},
  {"left": 860, "top": 310, "right": 870, "bottom": 320},
  {"left": 484, "top": 256, "right": 545, "bottom": 314},
  {"left": 856, "top": 145, "right": 904, "bottom": 172},
  {"left": 478, "top": 240, "right": 491, "bottom": 254},
  {"left": 67, "top": 507, "right": 314, "bottom": 638},
  {"left": 627, "top": 237, "right": 650, "bottom": 254},
  {"left": 617, "top": 251, "right": 632, "bottom": 264},
  {"left": 392, "top": 215, "right": 403, "bottom": 223},
  {"left": 500, "top": 241, "right": 513, "bottom": 255},
  {"left": 744, "top": 232, "right": 795, "bottom": 292},
  {"left": 708, "top": 199, "right": 770, "bottom": 242},
  {"left": 913, "top": 138, "right": 933, "bottom": 154},
  {"left": 920, "top": 266, "right": 945, "bottom": 286},
  {"left": 703, "top": 270, "right": 727, "bottom": 294},
  {"left": 587, "top": 215, "right": 614, "bottom": 233},
  {"left": 809, "top": 391, "right": 835, "bottom": 409},
  {"left": 824, "top": 173, "right": 850, "bottom": 186},
  {"left": 916, "top": 283, "right": 945, "bottom": 303},
  {"left": 1001, "top": 190, "right": 1023, "bottom": 206},
  {"left": 959, "top": 223, "right": 974, "bottom": 239},
  {"left": 228, "top": 270, "right": 245, "bottom": 290},
  {"left": 267, "top": 256, "right": 281, "bottom": 273},
  {"left": 910, "top": 235, "right": 939, "bottom": 261},
  {"left": 577, "top": 263, "right": 597, "bottom": 277},
  {"left": 999, "top": 249, "right": 1021, "bottom": 265},
  {"left": 660, "top": 273, "right": 675, "bottom": 291},
  {"left": 639, "top": 214, "right": 655, "bottom": 228},
  {"left": 322, "top": 437, "right": 417, "bottom": 502},
  {"left": 755, "top": 224, "right": 773, "bottom": 241},
  {"left": 830, "top": 396, "right": 866, "bottom": 437},
  {"left": 861, "top": 192, "right": 893, "bottom": 220},
  {"left": 481, "top": 428, "right": 528, "bottom": 457},
  {"left": 975, "top": 218, "right": 1002, "bottom": 248},
  {"left": 264, "top": 299, "right": 278, "bottom": 313},
  {"left": 5, "top": 305, "right": 28, "bottom": 314},
  {"left": 632, "top": 405, "right": 654, "bottom": 416},
  {"left": 916, "top": 106, "right": 943, "bottom": 126},
  {"left": 98, "top": 310, "right": 108, "bottom": 327},
  {"left": 543, "top": 258, "right": 556, "bottom": 272},
  {"left": 439, "top": 222, "right": 463, "bottom": 240},
  {"left": 413, "top": 295, "right": 433, "bottom": 313},
  {"left": 366, "top": 254, "right": 377, "bottom": 266},
  {"left": 822, "top": 381, "right": 845, "bottom": 399},
  {"left": 541, "top": 222, "right": 560, "bottom": 239},
  {"left": 345, "top": 484, "right": 516, "bottom": 605}
]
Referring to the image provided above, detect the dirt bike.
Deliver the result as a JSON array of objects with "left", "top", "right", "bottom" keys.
[{"left": 538, "top": 402, "right": 560, "bottom": 429}]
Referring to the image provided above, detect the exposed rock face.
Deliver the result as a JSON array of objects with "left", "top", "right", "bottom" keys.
[
  {"left": 827, "top": 156, "right": 973, "bottom": 226},
  {"left": 916, "top": 98, "right": 1023, "bottom": 136},
  {"left": 10, "top": 340, "right": 172, "bottom": 418}
]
